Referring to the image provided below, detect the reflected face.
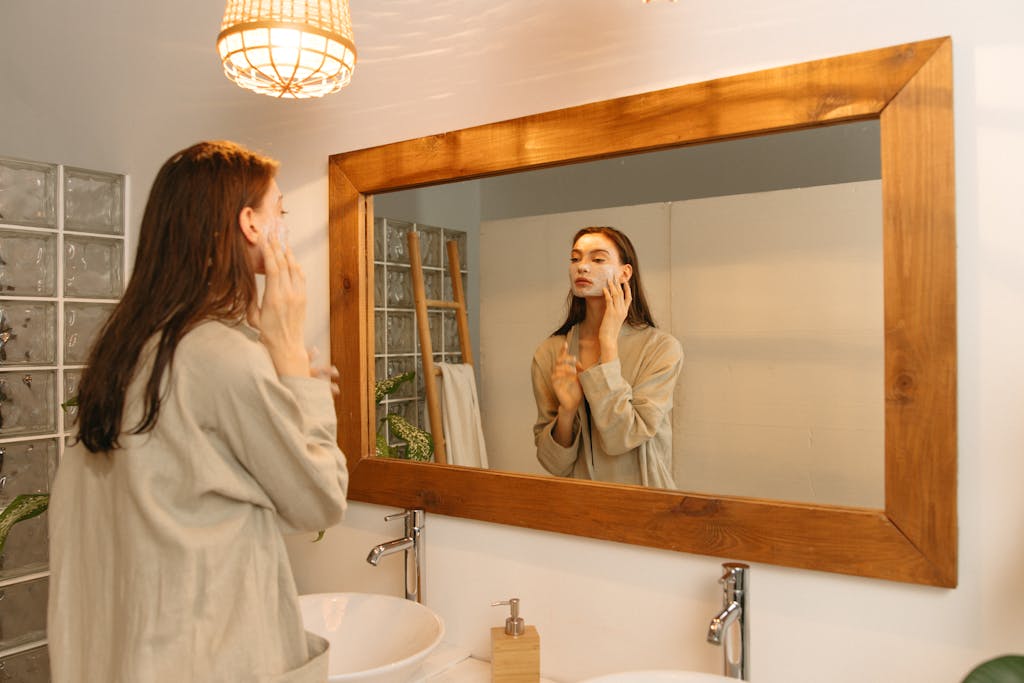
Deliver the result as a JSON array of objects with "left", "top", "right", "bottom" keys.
[{"left": 569, "top": 233, "right": 625, "bottom": 298}]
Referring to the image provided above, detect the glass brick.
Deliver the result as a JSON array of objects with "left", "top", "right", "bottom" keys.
[
  {"left": 0, "top": 644, "right": 50, "bottom": 682},
  {"left": 374, "top": 356, "right": 386, "bottom": 385},
  {"left": 386, "top": 356, "right": 415, "bottom": 399},
  {"left": 373, "top": 264, "right": 385, "bottom": 308},
  {"left": 423, "top": 269, "right": 442, "bottom": 300},
  {"left": 385, "top": 311, "right": 415, "bottom": 353},
  {"left": 444, "top": 229, "right": 467, "bottom": 269},
  {"left": 374, "top": 310, "right": 386, "bottom": 353},
  {"left": 63, "top": 167, "right": 124, "bottom": 234},
  {"left": 385, "top": 265, "right": 412, "bottom": 308},
  {"left": 385, "top": 219, "right": 412, "bottom": 264},
  {"left": 373, "top": 217, "right": 385, "bottom": 263},
  {"left": 0, "top": 577, "right": 48, "bottom": 652},
  {"left": 0, "top": 229, "right": 57, "bottom": 297},
  {"left": 63, "top": 235, "right": 123, "bottom": 298},
  {"left": 0, "top": 371, "right": 56, "bottom": 437},
  {"left": 443, "top": 312, "right": 460, "bottom": 353},
  {"left": 417, "top": 225, "right": 443, "bottom": 268},
  {"left": 62, "top": 368, "right": 81, "bottom": 428},
  {"left": 427, "top": 312, "right": 442, "bottom": 353},
  {"left": 0, "top": 301, "right": 57, "bottom": 366},
  {"left": 63, "top": 302, "right": 114, "bottom": 364},
  {"left": 0, "top": 439, "right": 57, "bottom": 579},
  {"left": 0, "top": 157, "right": 57, "bottom": 229}
]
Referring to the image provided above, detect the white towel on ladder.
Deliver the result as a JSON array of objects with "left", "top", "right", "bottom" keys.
[{"left": 435, "top": 363, "right": 489, "bottom": 469}]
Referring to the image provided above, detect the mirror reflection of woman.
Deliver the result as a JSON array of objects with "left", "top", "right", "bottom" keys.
[{"left": 531, "top": 226, "right": 683, "bottom": 488}]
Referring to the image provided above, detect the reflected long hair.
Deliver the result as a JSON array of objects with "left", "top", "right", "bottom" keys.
[
  {"left": 76, "top": 141, "right": 279, "bottom": 453},
  {"left": 551, "top": 226, "right": 656, "bottom": 336}
]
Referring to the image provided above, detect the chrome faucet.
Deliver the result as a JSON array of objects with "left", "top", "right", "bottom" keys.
[
  {"left": 707, "top": 562, "right": 749, "bottom": 680},
  {"left": 366, "top": 508, "right": 425, "bottom": 603}
]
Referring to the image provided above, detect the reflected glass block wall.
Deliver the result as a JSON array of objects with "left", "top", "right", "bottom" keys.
[
  {"left": 373, "top": 218, "right": 468, "bottom": 458},
  {"left": 0, "top": 157, "right": 126, "bottom": 679}
]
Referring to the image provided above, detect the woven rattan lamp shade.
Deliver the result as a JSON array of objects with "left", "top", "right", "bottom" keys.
[{"left": 217, "top": 0, "right": 357, "bottom": 99}]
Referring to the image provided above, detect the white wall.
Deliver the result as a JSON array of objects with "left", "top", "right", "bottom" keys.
[{"left": 4, "top": 1, "right": 1023, "bottom": 682}]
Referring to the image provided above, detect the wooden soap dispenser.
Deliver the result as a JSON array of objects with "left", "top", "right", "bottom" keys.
[{"left": 491, "top": 598, "right": 540, "bottom": 683}]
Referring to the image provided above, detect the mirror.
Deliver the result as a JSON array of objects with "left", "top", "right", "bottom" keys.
[
  {"left": 328, "top": 37, "right": 956, "bottom": 586},
  {"left": 372, "top": 121, "right": 885, "bottom": 508}
]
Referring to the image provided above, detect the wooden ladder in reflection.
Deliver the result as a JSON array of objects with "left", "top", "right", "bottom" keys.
[{"left": 406, "top": 231, "right": 473, "bottom": 466}]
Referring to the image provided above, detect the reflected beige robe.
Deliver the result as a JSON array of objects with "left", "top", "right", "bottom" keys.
[
  {"left": 48, "top": 320, "right": 348, "bottom": 683},
  {"left": 532, "top": 324, "right": 683, "bottom": 489}
]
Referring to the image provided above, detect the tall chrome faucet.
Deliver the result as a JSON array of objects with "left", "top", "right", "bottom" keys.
[
  {"left": 366, "top": 508, "right": 425, "bottom": 603},
  {"left": 707, "top": 562, "right": 749, "bottom": 680}
]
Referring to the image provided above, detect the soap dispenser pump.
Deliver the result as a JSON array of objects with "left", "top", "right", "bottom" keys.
[{"left": 491, "top": 598, "right": 540, "bottom": 683}]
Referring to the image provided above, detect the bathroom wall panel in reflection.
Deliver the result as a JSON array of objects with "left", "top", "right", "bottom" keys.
[
  {"left": 63, "top": 167, "right": 124, "bottom": 235},
  {"left": 0, "top": 301, "right": 57, "bottom": 366},
  {"left": 0, "top": 229, "right": 57, "bottom": 298},
  {"left": 63, "top": 234, "right": 124, "bottom": 298},
  {"left": 0, "top": 158, "right": 58, "bottom": 230}
]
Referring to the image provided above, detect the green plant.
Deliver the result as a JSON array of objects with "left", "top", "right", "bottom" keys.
[
  {"left": 0, "top": 494, "right": 49, "bottom": 555},
  {"left": 963, "top": 655, "right": 1024, "bottom": 683},
  {"left": 374, "top": 371, "right": 434, "bottom": 462}
]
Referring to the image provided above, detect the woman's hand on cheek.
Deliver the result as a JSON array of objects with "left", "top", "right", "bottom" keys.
[
  {"left": 598, "top": 273, "right": 632, "bottom": 362},
  {"left": 253, "top": 233, "right": 310, "bottom": 378}
]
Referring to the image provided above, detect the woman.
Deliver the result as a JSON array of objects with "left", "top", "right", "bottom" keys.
[
  {"left": 532, "top": 226, "right": 683, "bottom": 489},
  {"left": 48, "top": 141, "right": 348, "bottom": 682}
]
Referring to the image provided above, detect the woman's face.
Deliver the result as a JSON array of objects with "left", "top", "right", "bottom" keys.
[{"left": 569, "top": 232, "right": 630, "bottom": 298}]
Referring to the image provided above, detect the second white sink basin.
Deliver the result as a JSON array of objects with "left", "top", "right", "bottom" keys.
[
  {"left": 580, "top": 671, "right": 736, "bottom": 683},
  {"left": 299, "top": 592, "right": 445, "bottom": 683}
]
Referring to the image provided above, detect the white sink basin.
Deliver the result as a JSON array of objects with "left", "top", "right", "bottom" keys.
[
  {"left": 580, "top": 671, "right": 736, "bottom": 683},
  {"left": 299, "top": 592, "right": 445, "bottom": 683}
]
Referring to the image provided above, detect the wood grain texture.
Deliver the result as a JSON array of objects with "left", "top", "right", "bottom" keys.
[
  {"left": 881, "top": 39, "right": 957, "bottom": 585},
  {"left": 327, "top": 38, "right": 957, "bottom": 587}
]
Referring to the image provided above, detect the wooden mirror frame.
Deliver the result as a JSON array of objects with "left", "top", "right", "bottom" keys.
[{"left": 328, "top": 37, "right": 956, "bottom": 587}]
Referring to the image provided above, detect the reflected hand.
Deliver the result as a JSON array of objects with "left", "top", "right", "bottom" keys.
[
  {"left": 551, "top": 341, "right": 584, "bottom": 414},
  {"left": 599, "top": 273, "right": 632, "bottom": 363},
  {"left": 308, "top": 347, "right": 341, "bottom": 396}
]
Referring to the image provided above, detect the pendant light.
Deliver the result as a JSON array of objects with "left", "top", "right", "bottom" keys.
[{"left": 217, "top": 0, "right": 357, "bottom": 99}]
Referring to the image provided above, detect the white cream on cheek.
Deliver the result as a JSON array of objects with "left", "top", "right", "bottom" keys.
[{"left": 570, "top": 263, "right": 619, "bottom": 297}]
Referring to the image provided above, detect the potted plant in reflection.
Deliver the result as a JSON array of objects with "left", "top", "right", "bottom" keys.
[{"left": 374, "top": 371, "right": 434, "bottom": 462}]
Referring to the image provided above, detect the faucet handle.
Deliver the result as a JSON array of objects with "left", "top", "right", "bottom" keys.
[
  {"left": 719, "top": 562, "right": 749, "bottom": 588},
  {"left": 384, "top": 508, "right": 425, "bottom": 527}
]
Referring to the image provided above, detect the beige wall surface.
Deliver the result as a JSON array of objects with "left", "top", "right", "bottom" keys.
[{"left": 4, "top": 1, "right": 1023, "bottom": 681}]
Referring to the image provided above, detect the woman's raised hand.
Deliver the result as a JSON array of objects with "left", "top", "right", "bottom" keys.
[
  {"left": 249, "top": 233, "right": 311, "bottom": 378},
  {"left": 551, "top": 340, "right": 584, "bottom": 414},
  {"left": 598, "top": 272, "right": 632, "bottom": 363}
]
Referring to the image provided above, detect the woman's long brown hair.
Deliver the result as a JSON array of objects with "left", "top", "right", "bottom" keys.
[
  {"left": 552, "top": 226, "right": 656, "bottom": 336},
  {"left": 76, "top": 141, "right": 278, "bottom": 453}
]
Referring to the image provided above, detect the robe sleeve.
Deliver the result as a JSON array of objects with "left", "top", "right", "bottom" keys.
[
  {"left": 578, "top": 333, "right": 682, "bottom": 456},
  {"left": 187, "top": 331, "right": 349, "bottom": 532},
  {"left": 531, "top": 344, "right": 581, "bottom": 477}
]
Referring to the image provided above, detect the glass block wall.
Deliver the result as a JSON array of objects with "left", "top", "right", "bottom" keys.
[
  {"left": 0, "top": 156, "right": 126, "bottom": 678},
  {"left": 373, "top": 217, "right": 468, "bottom": 458}
]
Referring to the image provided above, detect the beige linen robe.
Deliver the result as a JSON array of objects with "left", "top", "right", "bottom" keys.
[
  {"left": 532, "top": 324, "right": 683, "bottom": 489},
  {"left": 48, "top": 320, "right": 348, "bottom": 683}
]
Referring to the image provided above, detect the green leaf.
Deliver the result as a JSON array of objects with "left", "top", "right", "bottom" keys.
[
  {"left": 376, "top": 433, "right": 399, "bottom": 458},
  {"left": 963, "top": 655, "right": 1024, "bottom": 683},
  {"left": 385, "top": 413, "right": 434, "bottom": 462},
  {"left": 312, "top": 529, "right": 325, "bottom": 543},
  {"left": 374, "top": 371, "right": 415, "bottom": 405},
  {"left": 0, "top": 494, "right": 49, "bottom": 556},
  {"left": 60, "top": 395, "right": 78, "bottom": 412}
]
